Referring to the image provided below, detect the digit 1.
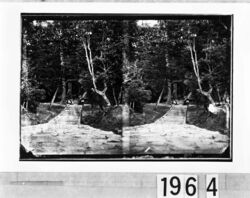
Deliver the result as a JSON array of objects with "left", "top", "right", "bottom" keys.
[{"left": 161, "top": 177, "right": 167, "bottom": 197}]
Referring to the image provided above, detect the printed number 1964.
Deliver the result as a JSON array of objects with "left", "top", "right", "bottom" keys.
[{"left": 157, "top": 174, "right": 219, "bottom": 198}]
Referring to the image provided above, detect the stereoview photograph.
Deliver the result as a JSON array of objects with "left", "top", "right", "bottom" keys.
[{"left": 20, "top": 14, "right": 232, "bottom": 160}]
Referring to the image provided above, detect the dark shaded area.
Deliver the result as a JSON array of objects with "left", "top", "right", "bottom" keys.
[
  {"left": 186, "top": 105, "right": 228, "bottom": 134},
  {"left": 21, "top": 103, "right": 65, "bottom": 126},
  {"left": 81, "top": 89, "right": 108, "bottom": 110},
  {"left": 20, "top": 152, "right": 231, "bottom": 161},
  {"left": 80, "top": 105, "right": 123, "bottom": 133},
  {"left": 20, "top": 144, "right": 35, "bottom": 158},
  {"left": 21, "top": 13, "right": 232, "bottom": 21},
  {"left": 221, "top": 146, "right": 230, "bottom": 158},
  {"left": 80, "top": 104, "right": 170, "bottom": 132},
  {"left": 129, "top": 104, "right": 170, "bottom": 126}
]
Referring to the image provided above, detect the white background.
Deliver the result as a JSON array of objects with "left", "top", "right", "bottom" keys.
[{"left": 0, "top": 2, "right": 249, "bottom": 173}]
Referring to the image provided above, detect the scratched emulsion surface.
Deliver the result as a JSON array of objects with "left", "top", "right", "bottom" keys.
[{"left": 21, "top": 104, "right": 229, "bottom": 157}]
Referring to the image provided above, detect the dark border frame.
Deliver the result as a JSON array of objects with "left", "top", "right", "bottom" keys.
[{"left": 20, "top": 13, "right": 233, "bottom": 161}]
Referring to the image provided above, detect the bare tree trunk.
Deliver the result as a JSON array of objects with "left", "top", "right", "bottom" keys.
[
  {"left": 120, "top": 21, "right": 131, "bottom": 126},
  {"left": 155, "top": 83, "right": 165, "bottom": 109},
  {"left": 166, "top": 79, "right": 172, "bottom": 105},
  {"left": 59, "top": 50, "right": 67, "bottom": 104},
  {"left": 216, "top": 86, "right": 222, "bottom": 103},
  {"left": 50, "top": 87, "right": 59, "bottom": 108},
  {"left": 26, "top": 101, "right": 29, "bottom": 110},
  {"left": 21, "top": 27, "right": 30, "bottom": 106},
  {"left": 173, "top": 83, "right": 178, "bottom": 100},
  {"left": 185, "top": 92, "right": 192, "bottom": 101},
  {"left": 67, "top": 82, "right": 73, "bottom": 99},
  {"left": 112, "top": 87, "right": 118, "bottom": 106},
  {"left": 99, "top": 91, "right": 111, "bottom": 106},
  {"left": 122, "top": 20, "right": 130, "bottom": 106},
  {"left": 188, "top": 38, "right": 215, "bottom": 105},
  {"left": 122, "top": 103, "right": 130, "bottom": 127},
  {"left": 118, "top": 87, "right": 122, "bottom": 105},
  {"left": 224, "top": 103, "right": 230, "bottom": 131},
  {"left": 164, "top": 49, "right": 172, "bottom": 105},
  {"left": 61, "top": 79, "right": 66, "bottom": 104},
  {"left": 82, "top": 35, "right": 111, "bottom": 106}
]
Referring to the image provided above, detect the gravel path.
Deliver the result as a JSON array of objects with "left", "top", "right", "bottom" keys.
[
  {"left": 21, "top": 104, "right": 229, "bottom": 158},
  {"left": 21, "top": 105, "right": 122, "bottom": 156},
  {"left": 122, "top": 104, "right": 229, "bottom": 156}
]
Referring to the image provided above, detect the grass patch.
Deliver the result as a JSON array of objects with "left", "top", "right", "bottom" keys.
[
  {"left": 80, "top": 103, "right": 170, "bottom": 132},
  {"left": 21, "top": 103, "right": 65, "bottom": 126},
  {"left": 186, "top": 105, "right": 228, "bottom": 134},
  {"left": 129, "top": 103, "right": 170, "bottom": 126}
]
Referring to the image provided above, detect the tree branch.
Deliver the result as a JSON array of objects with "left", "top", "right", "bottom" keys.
[{"left": 188, "top": 42, "right": 198, "bottom": 77}]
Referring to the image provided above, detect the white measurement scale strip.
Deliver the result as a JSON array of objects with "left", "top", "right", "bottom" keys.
[{"left": 1, "top": 173, "right": 250, "bottom": 198}]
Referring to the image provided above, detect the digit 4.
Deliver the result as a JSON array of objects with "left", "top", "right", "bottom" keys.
[{"left": 206, "top": 174, "right": 219, "bottom": 198}]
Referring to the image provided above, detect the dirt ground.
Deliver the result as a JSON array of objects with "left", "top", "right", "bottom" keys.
[{"left": 21, "top": 103, "right": 230, "bottom": 159}]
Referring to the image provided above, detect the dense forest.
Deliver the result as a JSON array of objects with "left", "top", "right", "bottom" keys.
[
  {"left": 21, "top": 16, "right": 231, "bottom": 130},
  {"left": 20, "top": 15, "right": 232, "bottom": 159}
]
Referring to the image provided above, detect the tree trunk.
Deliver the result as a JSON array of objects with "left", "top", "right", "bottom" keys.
[
  {"left": 188, "top": 38, "right": 215, "bottom": 105},
  {"left": 155, "top": 83, "right": 165, "bottom": 109},
  {"left": 21, "top": 27, "right": 30, "bottom": 105},
  {"left": 59, "top": 50, "right": 66, "bottom": 104},
  {"left": 122, "top": 103, "right": 130, "bottom": 127},
  {"left": 22, "top": 29, "right": 28, "bottom": 81},
  {"left": 122, "top": 20, "right": 130, "bottom": 105},
  {"left": 61, "top": 78, "right": 66, "bottom": 104},
  {"left": 165, "top": 48, "right": 172, "bottom": 105},
  {"left": 185, "top": 92, "right": 192, "bottom": 101},
  {"left": 121, "top": 21, "right": 130, "bottom": 124},
  {"left": 166, "top": 79, "right": 172, "bottom": 105},
  {"left": 216, "top": 86, "right": 222, "bottom": 103},
  {"left": 82, "top": 34, "right": 111, "bottom": 107},
  {"left": 100, "top": 92, "right": 111, "bottom": 106},
  {"left": 173, "top": 83, "right": 178, "bottom": 100},
  {"left": 224, "top": 103, "right": 230, "bottom": 131},
  {"left": 118, "top": 87, "right": 123, "bottom": 105},
  {"left": 50, "top": 87, "right": 59, "bottom": 108},
  {"left": 207, "top": 93, "right": 215, "bottom": 105},
  {"left": 67, "top": 82, "right": 73, "bottom": 99},
  {"left": 112, "top": 87, "right": 118, "bottom": 106}
]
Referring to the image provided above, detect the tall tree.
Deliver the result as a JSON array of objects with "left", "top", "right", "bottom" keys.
[
  {"left": 161, "top": 19, "right": 231, "bottom": 105},
  {"left": 76, "top": 20, "right": 125, "bottom": 106}
]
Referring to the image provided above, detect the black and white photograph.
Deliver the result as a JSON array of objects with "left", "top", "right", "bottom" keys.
[{"left": 20, "top": 14, "right": 232, "bottom": 160}]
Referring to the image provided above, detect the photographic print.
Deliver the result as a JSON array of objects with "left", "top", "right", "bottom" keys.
[{"left": 20, "top": 14, "right": 232, "bottom": 160}]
